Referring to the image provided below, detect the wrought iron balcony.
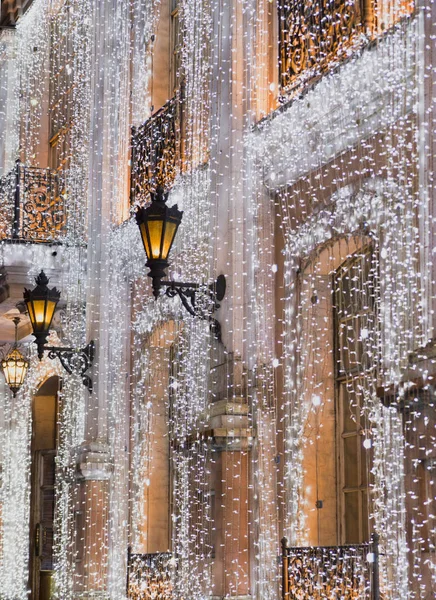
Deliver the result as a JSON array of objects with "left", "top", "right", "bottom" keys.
[
  {"left": 281, "top": 534, "right": 380, "bottom": 599},
  {"left": 278, "top": 0, "right": 366, "bottom": 98},
  {"left": 0, "top": 161, "right": 66, "bottom": 243},
  {"left": 127, "top": 549, "right": 173, "bottom": 600},
  {"left": 278, "top": 0, "right": 414, "bottom": 99},
  {"left": 0, "top": 0, "right": 34, "bottom": 26},
  {"left": 130, "top": 92, "right": 183, "bottom": 207}
]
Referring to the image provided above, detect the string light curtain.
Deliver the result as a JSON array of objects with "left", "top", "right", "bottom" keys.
[{"left": 1, "top": 1, "right": 435, "bottom": 600}]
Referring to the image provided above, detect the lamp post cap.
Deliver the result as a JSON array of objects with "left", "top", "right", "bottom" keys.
[
  {"left": 24, "top": 270, "right": 61, "bottom": 302},
  {"left": 35, "top": 270, "right": 50, "bottom": 286},
  {"left": 153, "top": 185, "right": 169, "bottom": 204}
]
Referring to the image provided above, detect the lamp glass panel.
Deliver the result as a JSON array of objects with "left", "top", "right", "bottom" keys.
[
  {"left": 140, "top": 222, "right": 151, "bottom": 259},
  {"left": 26, "top": 300, "right": 36, "bottom": 329},
  {"left": 162, "top": 221, "right": 178, "bottom": 261},
  {"left": 26, "top": 299, "right": 57, "bottom": 332},
  {"left": 147, "top": 219, "right": 164, "bottom": 259},
  {"left": 44, "top": 300, "right": 57, "bottom": 329}
]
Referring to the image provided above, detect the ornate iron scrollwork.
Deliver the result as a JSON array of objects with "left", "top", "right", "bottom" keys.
[
  {"left": 278, "top": 0, "right": 362, "bottom": 97},
  {"left": 131, "top": 93, "right": 183, "bottom": 207},
  {"left": 281, "top": 534, "right": 380, "bottom": 600},
  {"left": 0, "top": 161, "right": 66, "bottom": 242},
  {"left": 45, "top": 341, "right": 95, "bottom": 392},
  {"left": 0, "top": 169, "right": 15, "bottom": 239},
  {"left": 163, "top": 274, "right": 226, "bottom": 342},
  {"left": 127, "top": 549, "right": 173, "bottom": 600},
  {"left": 19, "top": 165, "right": 66, "bottom": 241}
]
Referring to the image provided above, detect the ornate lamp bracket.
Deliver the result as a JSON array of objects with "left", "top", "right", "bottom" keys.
[
  {"left": 44, "top": 341, "right": 95, "bottom": 393},
  {"left": 162, "top": 274, "right": 226, "bottom": 342}
]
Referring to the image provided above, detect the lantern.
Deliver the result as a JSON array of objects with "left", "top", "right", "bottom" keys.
[
  {"left": 135, "top": 186, "right": 183, "bottom": 299},
  {"left": 24, "top": 270, "right": 60, "bottom": 359},
  {"left": 2, "top": 317, "right": 29, "bottom": 397}
]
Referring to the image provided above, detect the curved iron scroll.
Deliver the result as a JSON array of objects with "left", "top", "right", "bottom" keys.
[
  {"left": 162, "top": 275, "right": 226, "bottom": 342},
  {"left": 281, "top": 533, "right": 380, "bottom": 600},
  {"left": 45, "top": 341, "right": 95, "bottom": 392},
  {"left": 131, "top": 93, "right": 182, "bottom": 207},
  {"left": 278, "top": 0, "right": 362, "bottom": 97}
]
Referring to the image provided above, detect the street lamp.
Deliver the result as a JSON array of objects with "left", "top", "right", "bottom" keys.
[
  {"left": 2, "top": 317, "right": 29, "bottom": 397},
  {"left": 23, "top": 270, "right": 60, "bottom": 359},
  {"left": 24, "top": 271, "right": 95, "bottom": 391},
  {"left": 135, "top": 186, "right": 225, "bottom": 340},
  {"left": 135, "top": 186, "right": 183, "bottom": 299}
]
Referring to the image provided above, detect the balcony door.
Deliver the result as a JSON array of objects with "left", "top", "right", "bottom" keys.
[
  {"left": 29, "top": 376, "right": 61, "bottom": 600},
  {"left": 334, "top": 249, "right": 376, "bottom": 544}
]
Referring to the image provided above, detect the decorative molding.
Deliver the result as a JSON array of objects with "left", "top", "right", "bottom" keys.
[
  {"left": 76, "top": 442, "right": 112, "bottom": 481},
  {"left": 251, "top": 18, "right": 417, "bottom": 190}
]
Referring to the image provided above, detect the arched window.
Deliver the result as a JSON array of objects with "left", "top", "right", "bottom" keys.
[{"left": 29, "top": 375, "right": 61, "bottom": 599}]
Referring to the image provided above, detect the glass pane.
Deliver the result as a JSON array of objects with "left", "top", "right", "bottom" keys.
[
  {"left": 42, "top": 491, "right": 55, "bottom": 523},
  {"left": 42, "top": 527, "right": 54, "bottom": 558},
  {"left": 140, "top": 222, "right": 151, "bottom": 259},
  {"left": 361, "top": 439, "right": 368, "bottom": 487},
  {"left": 43, "top": 455, "right": 56, "bottom": 486},
  {"left": 44, "top": 300, "right": 57, "bottom": 329},
  {"left": 344, "top": 435, "right": 358, "bottom": 488},
  {"left": 340, "top": 318, "right": 364, "bottom": 373},
  {"left": 147, "top": 220, "right": 164, "bottom": 259},
  {"left": 340, "top": 384, "right": 357, "bottom": 434},
  {"left": 362, "top": 491, "right": 369, "bottom": 542},
  {"left": 353, "top": 316, "right": 365, "bottom": 366},
  {"left": 336, "top": 270, "right": 351, "bottom": 314},
  {"left": 344, "top": 491, "right": 360, "bottom": 544},
  {"left": 162, "top": 221, "right": 177, "bottom": 260},
  {"left": 339, "top": 322, "right": 351, "bottom": 372}
]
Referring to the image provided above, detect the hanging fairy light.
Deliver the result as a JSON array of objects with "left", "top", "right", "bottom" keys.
[{"left": 2, "top": 316, "right": 29, "bottom": 397}]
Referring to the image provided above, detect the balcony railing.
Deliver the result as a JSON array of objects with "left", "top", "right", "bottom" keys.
[
  {"left": 130, "top": 92, "right": 183, "bottom": 207},
  {"left": 278, "top": 0, "right": 414, "bottom": 99},
  {"left": 127, "top": 549, "right": 173, "bottom": 600},
  {"left": 281, "top": 534, "right": 380, "bottom": 599},
  {"left": 0, "top": 161, "right": 66, "bottom": 243},
  {"left": 278, "top": 0, "right": 365, "bottom": 98}
]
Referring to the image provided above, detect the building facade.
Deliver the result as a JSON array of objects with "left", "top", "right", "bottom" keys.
[{"left": 0, "top": 0, "right": 435, "bottom": 599}]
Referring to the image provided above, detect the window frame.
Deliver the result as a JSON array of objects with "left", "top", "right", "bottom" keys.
[{"left": 333, "top": 247, "right": 375, "bottom": 545}]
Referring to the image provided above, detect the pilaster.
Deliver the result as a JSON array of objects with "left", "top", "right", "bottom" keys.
[
  {"left": 0, "top": 29, "right": 18, "bottom": 175},
  {"left": 73, "top": 443, "right": 112, "bottom": 600},
  {"left": 204, "top": 395, "right": 252, "bottom": 597}
]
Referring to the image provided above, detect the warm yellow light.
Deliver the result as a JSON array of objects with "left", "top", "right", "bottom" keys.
[
  {"left": 2, "top": 348, "right": 29, "bottom": 397},
  {"left": 140, "top": 218, "right": 178, "bottom": 262},
  {"left": 25, "top": 298, "right": 58, "bottom": 332},
  {"left": 146, "top": 219, "right": 164, "bottom": 259},
  {"left": 161, "top": 221, "right": 177, "bottom": 260},
  {"left": 23, "top": 271, "right": 61, "bottom": 359}
]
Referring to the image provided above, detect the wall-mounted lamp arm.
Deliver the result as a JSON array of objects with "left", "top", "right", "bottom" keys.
[
  {"left": 161, "top": 275, "right": 226, "bottom": 341},
  {"left": 44, "top": 341, "right": 95, "bottom": 392}
]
